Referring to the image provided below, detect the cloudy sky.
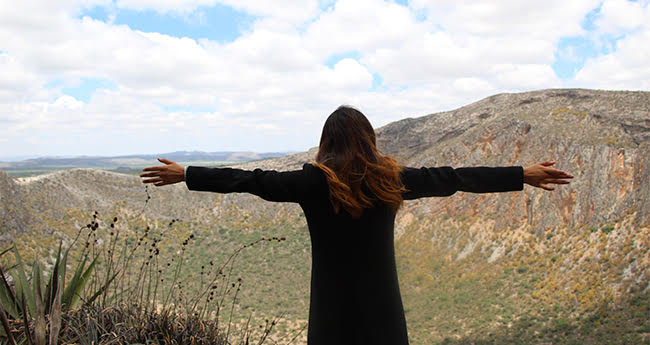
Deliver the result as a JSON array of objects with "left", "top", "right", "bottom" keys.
[{"left": 0, "top": 0, "right": 648, "bottom": 159}]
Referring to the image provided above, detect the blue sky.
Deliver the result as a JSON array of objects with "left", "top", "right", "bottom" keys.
[{"left": 0, "top": 0, "right": 648, "bottom": 159}]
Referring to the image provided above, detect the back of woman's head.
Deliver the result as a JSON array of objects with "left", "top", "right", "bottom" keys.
[{"left": 314, "top": 106, "right": 405, "bottom": 218}]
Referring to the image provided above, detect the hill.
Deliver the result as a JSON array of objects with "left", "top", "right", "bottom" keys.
[{"left": 1, "top": 89, "right": 648, "bottom": 344}]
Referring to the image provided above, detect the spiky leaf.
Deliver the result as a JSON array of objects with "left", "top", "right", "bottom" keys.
[
  {"left": 12, "top": 248, "right": 35, "bottom": 317},
  {"left": 0, "top": 267, "right": 20, "bottom": 319},
  {"left": 49, "top": 280, "right": 62, "bottom": 345},
  {"left": 62, "top": 256, "right": 87, "bottom": 309},
  {"left": 44, "top": 244, "right": 63, "bottom": 314},
  {"left": 31, "top": 257, "right": 43, "bottom": 313},
  {"left": 67, "top": 255, "right": 99, "bottom": 310}
]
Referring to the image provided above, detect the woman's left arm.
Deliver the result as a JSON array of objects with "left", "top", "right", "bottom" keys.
[{"left": 401, "top": 161, "right": 573, "bottom": 200}]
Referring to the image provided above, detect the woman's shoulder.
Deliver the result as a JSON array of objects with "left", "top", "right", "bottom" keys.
[
  {"left": 301, "top": 162, "right": 318, "bottom": 172},
  {"left": 301, "top": 162, "right": 326, "bottom": 181}
]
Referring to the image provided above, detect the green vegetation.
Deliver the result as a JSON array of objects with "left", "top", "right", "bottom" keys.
[
  {"left": 396, "top": 215, "right": 649, "bottom": 345},
  {"left": 551, "top": 106, "right": 587, "bottom": 120},
  {"left": 602, "top": 224, "right": 615, "bottom": 234},
  {"left": 0, "top": 243, "right": 99, "bottom": 318},
  {"left": 0, "top": 197, "right": 306, "bottom": 344}
]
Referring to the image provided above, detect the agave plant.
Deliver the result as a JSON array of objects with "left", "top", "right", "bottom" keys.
[{"left": 0, "top": 242, "right": 109, "bottom": 344}]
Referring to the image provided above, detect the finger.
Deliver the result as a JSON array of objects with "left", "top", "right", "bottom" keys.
[
  {"left": 551, "top": 172, "right": 574, "bottom": 179},
  {"left": 545, "top": 178, "right": 571, "bottom": 185},
  {"left": 140, "top": 172, "right": 161, "bottom": 178},
  {"left": 556, "top": 172, "right": 574, "bottom": 179},
  {"left": 142, "top": 178, "right": 163, "bottom": 184},
  {"left": 142, "top": 166, "right": 166, "bottom": 172},
  {"left": 154, "top": 181, "right": 170, "bottom": 186},
  {"left": 540, "top": 161, "right": 555, "bottom": 167},
  {"left": 158, "top": 158, "right": 174, "bottom": 165},
  {"left": 540, "top": 183, "right": 555, "bottom": 191},
  {"left": 545, "top": 168, "right": 574, "bottom": 178}
]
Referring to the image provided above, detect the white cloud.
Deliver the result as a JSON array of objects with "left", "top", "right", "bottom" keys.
[
  {"left": 218, "top": 0, "right": 321, "bottom": 23},
  {"left": 0, "top": 0, "right": 648, "bottom": 157},
  {"left": 491, "top": 64, "right": 561, "bottom": 90},
  {"left": 222, "top": 28, "right": 317, "bottom": 71},
  {"left": 326, "top": 58, "right": 373, "bottom": 90},
  {"left": 52, "top": 95, "right": 84, "bottom": 109},
  {"left": 595, "top": 0, "right": 649, "bottom": 33},
  {"left": 452, "top": 77, "right": 494, "bottom": 94},
  {"left": 574, "top": 0, "right": 650, "bottom": 90},
  {"left": 304, "top": 0, "right": 425, "bottom": 58},
  {"left": 411, "top": 0, "right": 599, "bottom": 38},
  {"left": 0, "top": 53, "right": 42, "bottom": 101},
  {"left": 576, "top": 29, "right": 650, "bottom": 90},
  {"left": 357, "top": 0, "right": 596, "bottom": 90}
]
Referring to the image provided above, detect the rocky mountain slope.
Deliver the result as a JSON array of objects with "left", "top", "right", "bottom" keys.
[
  {"left": 0, "top": 171, "right": 41, "bottom": 240},
  {"left": 378, "top": 89, "right": 649, "bottom": 228},
  {"left": 1, "top": 88, "right": 648, "bottom": 344}
]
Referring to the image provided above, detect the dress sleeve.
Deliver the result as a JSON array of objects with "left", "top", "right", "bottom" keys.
[
  {"left": 400, "top": 166, "right": 523, "bottom": 200},
  {"left": 185, "top": 165, "right": 307, "bottom": 203}
]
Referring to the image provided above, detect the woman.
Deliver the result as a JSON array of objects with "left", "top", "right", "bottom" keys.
[{"left": 140, "top": 106, "right": 573, "bottom": 345}]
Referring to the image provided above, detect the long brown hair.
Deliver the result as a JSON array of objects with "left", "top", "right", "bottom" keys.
[{"left": 312, "top": 106, "right": 405, "bottom": 218}]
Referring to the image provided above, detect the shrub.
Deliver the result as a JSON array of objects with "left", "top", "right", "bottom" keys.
[{"left": 601, "top": 225, "right": 614, "bottom": 234}]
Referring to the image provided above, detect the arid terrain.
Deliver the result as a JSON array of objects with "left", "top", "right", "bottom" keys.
[{"left": 1, "top": 89, "right": 648, "bottom": 344}]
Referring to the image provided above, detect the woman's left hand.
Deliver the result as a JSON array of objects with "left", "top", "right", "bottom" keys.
[
  {"left": 140, "top": 158, "right": 185, "bottom": 186},
  {"left": 523, "top": 161, "right": 573, "bottom": 191}
]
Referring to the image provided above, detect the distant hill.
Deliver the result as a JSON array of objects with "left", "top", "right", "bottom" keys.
[
  {"left": 0, "top": 151, "right": 291, "bottom": 177},
  {"left": 1, "top": 89, "right": 648, "bottom": 344},
  {"left": 0, "top": 151, "right": 291, "bottom": 168}
]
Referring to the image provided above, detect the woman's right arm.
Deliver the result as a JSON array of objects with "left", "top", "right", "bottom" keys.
[
  {"left": 184, "top": 165, "right": 306, "bottom": 203},
  {"left": 140, "top": 158, "right": 309, "bottom": 203}
]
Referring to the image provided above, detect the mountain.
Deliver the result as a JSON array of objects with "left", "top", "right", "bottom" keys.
[
  {"left": 1, "top": 89, "right": 648, "bottom": 344},
  {"left": 377, "top": 89, "right": 649, "bottom": 227},
  {"left": 375, "top": 89, "right": 649, "bottom": 343}
]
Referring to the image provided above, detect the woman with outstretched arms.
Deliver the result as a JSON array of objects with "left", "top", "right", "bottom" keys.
[{"left": 141, "top": 106, "right": 573, "bottom": 345}]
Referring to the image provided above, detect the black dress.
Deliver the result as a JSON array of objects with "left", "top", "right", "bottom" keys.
[{"left": 185, "top": 163, "right": 523, "bottom": 345}]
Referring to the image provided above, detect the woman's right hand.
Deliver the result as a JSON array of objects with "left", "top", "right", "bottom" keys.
[{"left": 523, "top": 161, "right": 573, "bottom": 191}]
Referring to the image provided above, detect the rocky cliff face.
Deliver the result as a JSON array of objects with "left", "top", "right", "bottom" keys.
[{"left": 376, "top": 89, "right": 649, "bottom": 230}]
